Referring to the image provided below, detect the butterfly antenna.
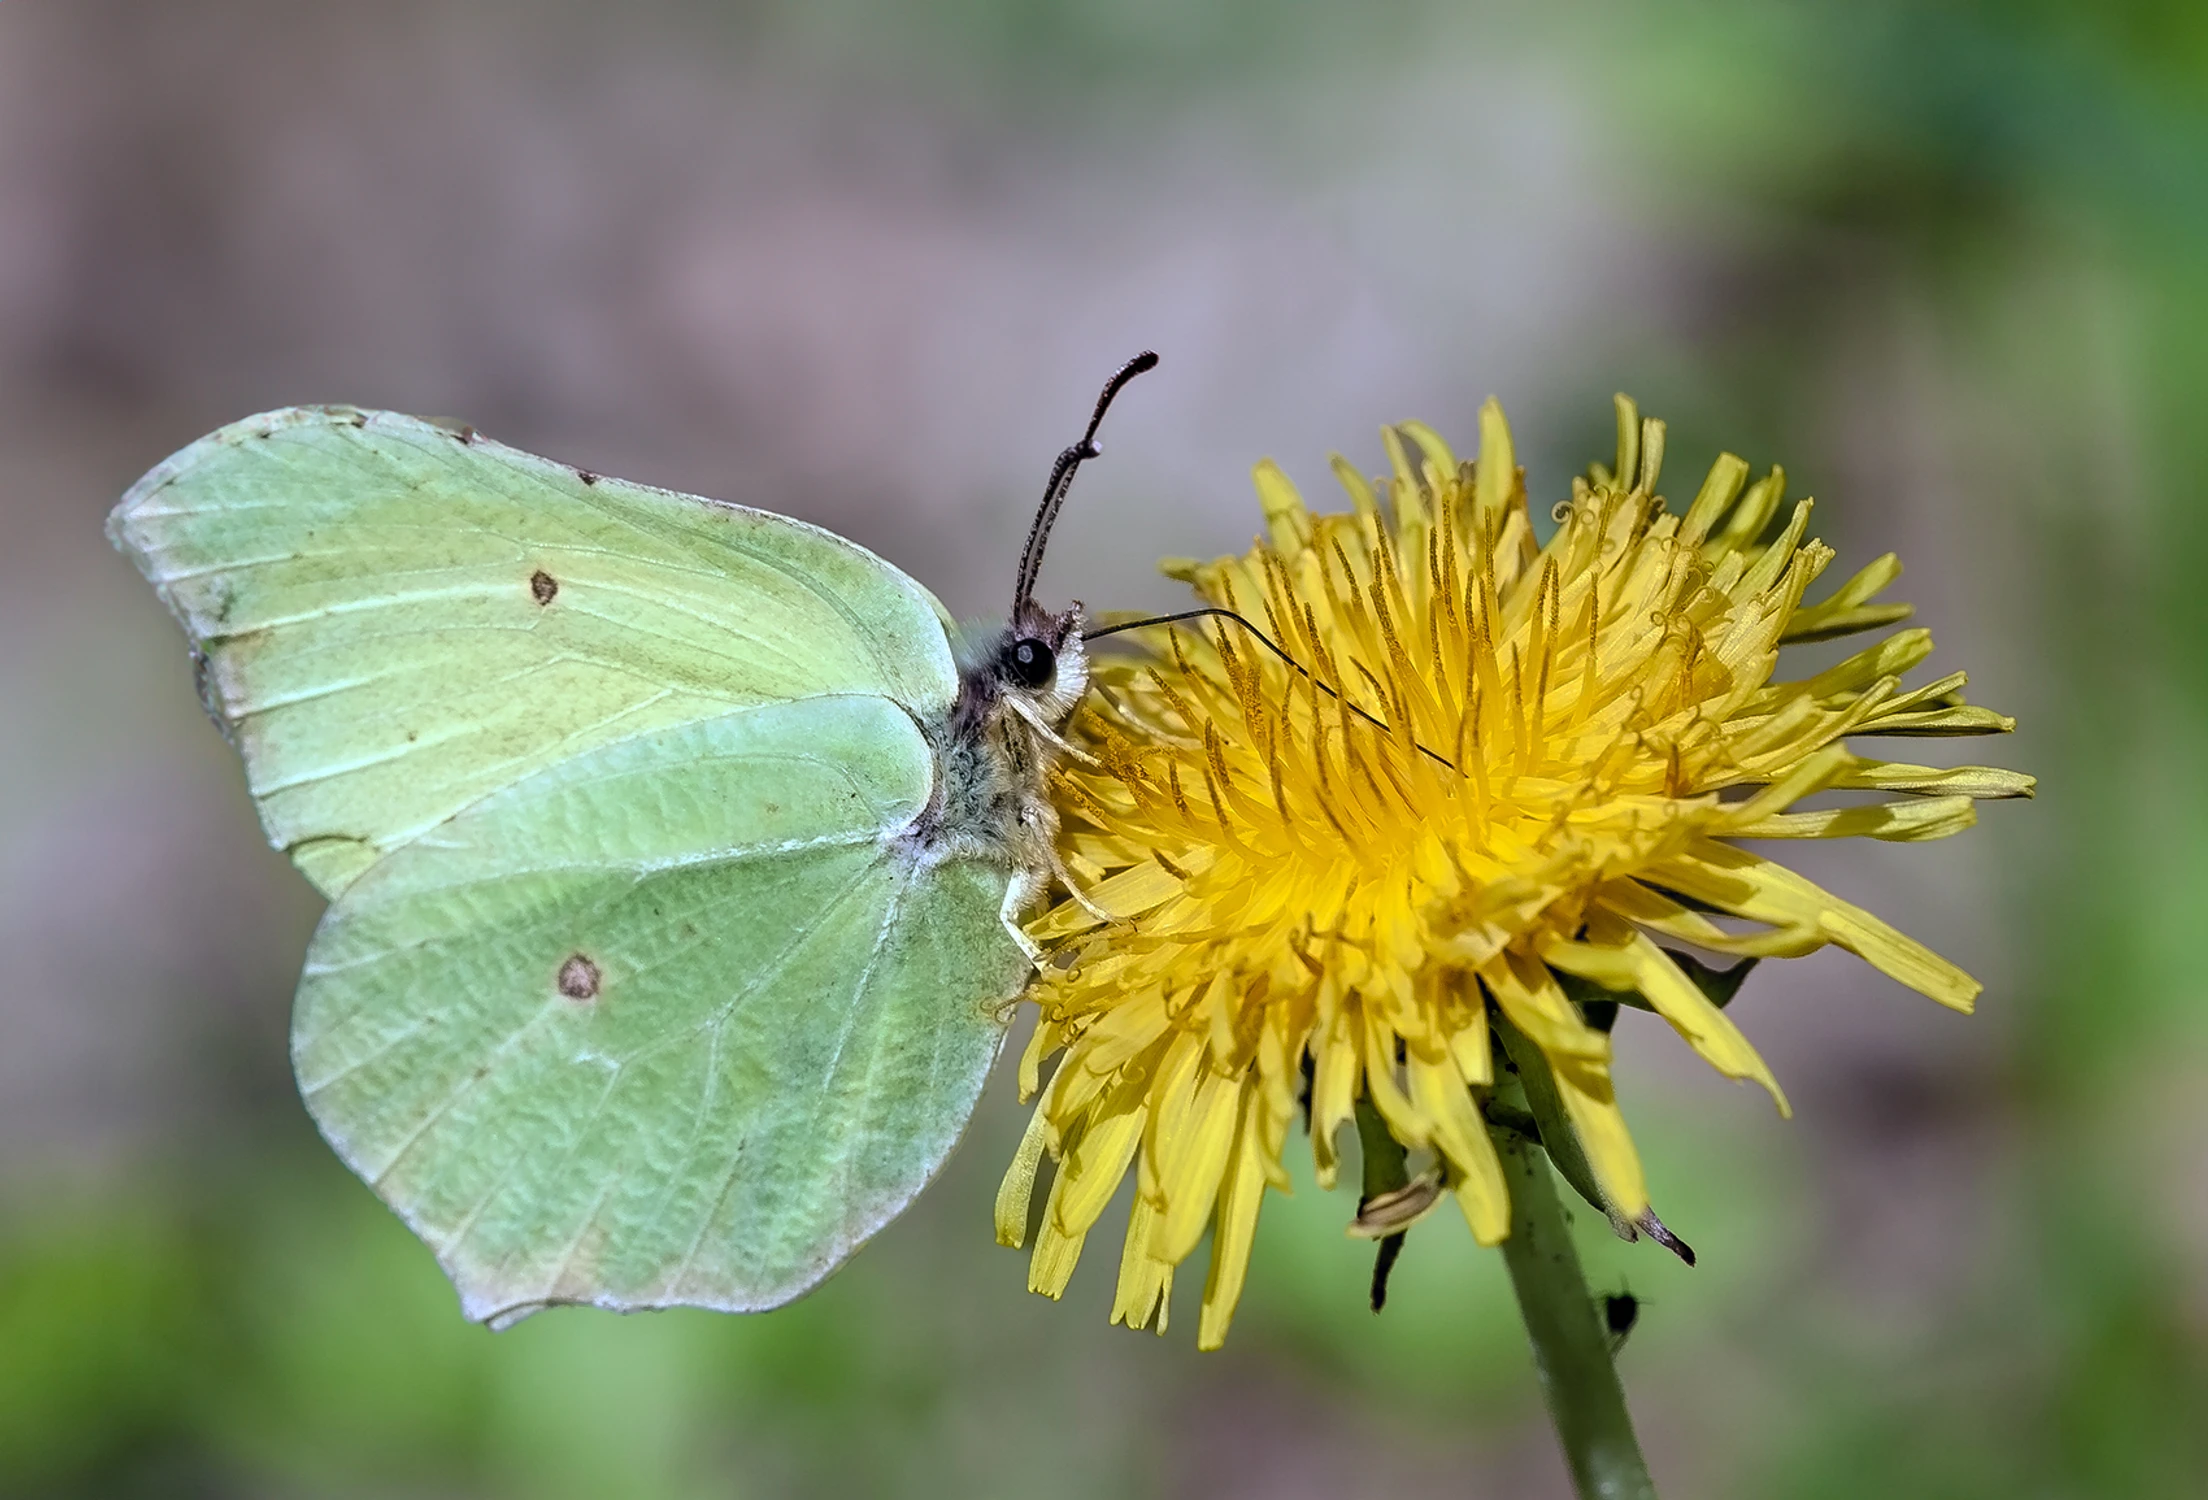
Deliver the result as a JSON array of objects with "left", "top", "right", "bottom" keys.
[
  {"left": 1013, "top": 350, "right": 1159, "bottom": 614},
  {"left": 1084, "top": 607, "right": 1458, "bottom": 771}
]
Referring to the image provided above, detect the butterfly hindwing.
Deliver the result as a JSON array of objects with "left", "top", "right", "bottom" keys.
[
  {"left": 108, "top": 406, "right": 959, "bottom": 895},
  {"left": 294, "top": 696, "right": 1028, "bottom": 1320}
]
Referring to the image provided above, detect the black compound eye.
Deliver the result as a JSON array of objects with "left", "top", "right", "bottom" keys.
[{"left": 1007, "top": 637, "right": 1055, "bottom": 688}]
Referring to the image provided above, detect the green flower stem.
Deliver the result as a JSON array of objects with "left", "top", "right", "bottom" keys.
[{"left": 1488, "top": 1070, "right": 1657, "bottom": 1500}]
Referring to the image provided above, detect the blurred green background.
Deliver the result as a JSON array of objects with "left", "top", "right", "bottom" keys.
[{"left": 2, "top": 1, "right": 2201, "bottom": 1495}]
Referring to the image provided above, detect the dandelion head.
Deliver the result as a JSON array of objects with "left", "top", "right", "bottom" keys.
[{"left": 997, "top": 396, "right": 2031, "bottom": 1349}]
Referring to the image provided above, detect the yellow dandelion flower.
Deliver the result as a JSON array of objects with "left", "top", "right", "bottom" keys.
[{"left": 996, "top": 395, "right": 2032, "bottom": 1350}]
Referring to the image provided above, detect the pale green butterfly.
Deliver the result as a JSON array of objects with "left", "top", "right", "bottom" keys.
[{"left": 108, "top": 352, "right": 1158, "bottom": 1326}]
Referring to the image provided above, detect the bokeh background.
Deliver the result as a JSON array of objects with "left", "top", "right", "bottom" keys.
[{"left": 2, "top": 1, "right": 2202, "bottom": 1495}]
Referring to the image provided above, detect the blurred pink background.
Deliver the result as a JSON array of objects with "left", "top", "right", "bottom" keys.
[{"left": 2, "top": 3, "right": 2195, "bottom": 1497}]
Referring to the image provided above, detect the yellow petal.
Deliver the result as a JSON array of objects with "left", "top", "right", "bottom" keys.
[
  {"left": 1252, "top": 459, "right": 1312, "bottom": 558},
  {"left": 1480, "top": 949, "right": 1608, "bottom": 1061},
  {"left": 1055, "top": 1085, "right": 1150, "bottom": 1238},
  {"left": 1834, "top": 757, "right": 2037, "bottom": 799},
  {"left": 1681, "top": 452, "right": 1749, "bottom": 544},
  {"left": 1550, "top": 1055, "right": 1649, "bottom": 1218},
  {"left": 995, "top": 1105, "right": 1051, "bottom": 1248},
  {"left": 1112, "top": 1195, "right": 1174, "bottom": 1335},
  {"left": 1197, "top": 1101, "right": 1268, "bottom": 1351},
  {"left": 1475, "top": 397, "right": 1516, "bottom": 521},
  {"left": 1657, "top": 839, "right": 1981, "bottom": 1011},
  {"left": 1729, "top": 794, "right": 1977, "bottom": 842},
  {"left": 1029, "top": 1167, "right": 1090, "bottom": 1299},
  {"left": 1547, "top": 919, "right": 1788, "bottom": 1112},
  {"left": 1155, "top": 1069, "right": 1245, "bottom": 1262}
]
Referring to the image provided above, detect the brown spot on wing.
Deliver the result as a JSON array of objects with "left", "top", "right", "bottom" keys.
[
  {"left": 576, "top": 469, "right": 599, "bottom": 486},
  {"left": 530, "top": 570, "right": 558, "bottom": 606},
  {"left": 557, "top": 953, "right": 601, "bottom": 1001}
]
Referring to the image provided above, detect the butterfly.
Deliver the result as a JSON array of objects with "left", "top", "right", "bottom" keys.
[{"left": 108, "top": 352, "right": 1158, "bottom": 1326}]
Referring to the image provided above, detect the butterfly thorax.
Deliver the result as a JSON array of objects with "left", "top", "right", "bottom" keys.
[{"left": 902, "top": 601, "right": 1087, "bottom": 907}]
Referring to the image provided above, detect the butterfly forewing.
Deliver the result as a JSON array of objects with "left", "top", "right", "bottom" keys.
[{"left": 108, "top": 406, "right": 959, "bottom": 895}]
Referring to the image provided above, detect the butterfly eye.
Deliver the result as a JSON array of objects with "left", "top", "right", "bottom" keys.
[{"left": 1007, "top": 637, "right": 1055, "bottom": 689}]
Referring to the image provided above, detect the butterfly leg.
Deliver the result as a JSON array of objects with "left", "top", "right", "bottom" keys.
[
  {"left": 1005, "top": 697, "right": 1102, "bottom": 769},
  {"left": 1050, "top": 846, "right": 1114, "bottom": 925},
  {"left": 999, "top": 873, "right": 1046, "bottom": 970}
]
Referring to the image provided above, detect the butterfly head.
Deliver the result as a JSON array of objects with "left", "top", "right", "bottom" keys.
[{"left": 994, "top": 597, "right": 1089, "bottom": 729}]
